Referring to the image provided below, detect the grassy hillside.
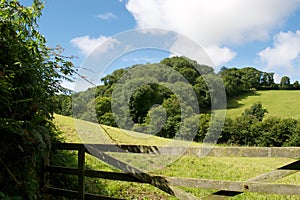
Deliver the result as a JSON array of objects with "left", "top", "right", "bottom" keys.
[
  {"left": 227, "top": 90, "right": 300, "bottom": 119},
  {"left": 54, "top": 114, "right": 198, "bottom": 146},
  {"left": 53, "top": 114, "right": 300, "bottom": 200}
]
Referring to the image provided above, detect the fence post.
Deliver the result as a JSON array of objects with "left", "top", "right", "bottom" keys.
[
  {"left": 40, "top": 147, "right": 50, "bottom": 191},
  {"left": 78, "top": 145, "right": 85, "bottom": 200}
]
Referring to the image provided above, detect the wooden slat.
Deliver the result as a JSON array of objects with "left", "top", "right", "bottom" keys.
[
  {"left": 46, "top": 165, "right": 144, "bottom": 183},
  {"left": 55, "top": 142, "right": 84, "bottom": 150},
  {"left": 45, "top": 187, "right": 124, "bottom": 200},
  {"left": 165, "top": 177, "right": 300, "bottom": 195},
  {"left": 203, "top": 159, "right": 300, "bottom": 199},
  {"left": 85, "top": 170, "right": 144, "bottom": 183},
  {"left": 78, "top": 145, "right": 85, "bottom": 200},
  {"left": 56, "top": 143, "right": 300, "bottom": 158},
  {"left": 246, "top": 160, "right": 300, "bottom": 183}
]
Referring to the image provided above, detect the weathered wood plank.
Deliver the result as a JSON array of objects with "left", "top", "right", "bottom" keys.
[
  {"left": 248, "top": 170, "right": 299, "bottom": 183},
  {"left": 85, "top": 170, "right": 144, "bottom": 183},
  {"left": 203, "top": 159, "right": 300, "bottom": 199},
  {"left": 56, "top": 143, "right": 300, "bottom": 158},
  {"left": 165, "top": 177, "right": 300, "bottom": 195},
  {"left": 46, "top": 165, "right": 144, "bottom": 182},
  {"left": 78, "top": 146, "right": 85, "bottom": 200},
  {"left": 55, "top": 142, "right": 84, "bottom": 150}
]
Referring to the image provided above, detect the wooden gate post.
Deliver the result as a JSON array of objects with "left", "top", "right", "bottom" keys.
[{"left": 78, "top": 145, "right": 85, "bottom": 200}]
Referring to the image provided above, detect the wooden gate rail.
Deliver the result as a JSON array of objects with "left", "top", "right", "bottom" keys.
[
  {"left": 55, "top": 143, "right": 300, "bottom": 158},
  {"left": 43, "top": 143, "right": 300, "bottom": 200}
]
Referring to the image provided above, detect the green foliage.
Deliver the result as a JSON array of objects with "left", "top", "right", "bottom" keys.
[
  {"left": 101, "top": 68, "right": 126, "bottom": 86},
  {"left": 48, "top": 147, "right": 78, "bottom": 191},
  {"left": 255, "top": 117, "right": 300, "bottom": 147},
  {"left": 292, "top": 80, "right": 300, "bottom": 89},
  {"left": 219, "top": 103, "right": 300, "bottom": 147},
  {"left": 219, "top": 67, "right": 275, "bottom": 97},
  {"left": 260, "top": 72, "right": 276, "bottom": 88},
  {"left": 0, "top": 0, "right": 75, "bottom": 198},
  {"left": 195, "top": 113, "right": 210, "bottom": 142},
  {"left": 241, "top": 102, "right": 268, "bottom": 121},
  {"left": 280, "top": 75, "right": 291, "bottom": 89},
  {"left": 52, "top": 94, "right": 72, "bottom": 116},
  {"left": 129, "top": 83, "right": 170, "bottom": 123}
]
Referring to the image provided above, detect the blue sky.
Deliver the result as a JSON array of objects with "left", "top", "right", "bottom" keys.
[{"left": 33, "top": 0, "right": 300, "bottom": 89}]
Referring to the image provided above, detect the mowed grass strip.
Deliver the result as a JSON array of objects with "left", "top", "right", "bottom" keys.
[
  {"left": 227, "top": 90, "right": 300, "bottom": 119},
  {"left": 53, "top": 114, "right": 300, "bottom": 199}
]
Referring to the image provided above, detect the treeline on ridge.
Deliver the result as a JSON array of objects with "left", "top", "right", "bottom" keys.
[{"left": 54, "top": 56, "right": 300, "bottom": 146}]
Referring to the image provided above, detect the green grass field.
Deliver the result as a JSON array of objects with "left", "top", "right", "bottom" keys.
[
  {"left": 53, "top": 114, "right": 300, "bottom": 200},
  {"left": 226, "top": 90, "right": 300, "bottom": 119}
]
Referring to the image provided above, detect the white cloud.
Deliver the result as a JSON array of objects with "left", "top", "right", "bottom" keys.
[
  {"left": 258, "top": 30, "right": 300, "bottom": 82},
  {"left": 205, "top": 46, "right": 237, "bottom": 67},
  {"left": 70, "top": 35, "right": 119, "bottom": 56},
  {"left": 168, "top": 35, "right": 236, "bottom": 68},
  {"left": 126, "top": 0, "right": 299, "bottom": 66},
  {"left": 168, "top": 34, "right": 215, "bottom": 67},
  {"left": 97, "top": 12, "right": 117, "bottom": 20},
  {"left": 259, "top": 30, "right": 300, "bottom": 70}
]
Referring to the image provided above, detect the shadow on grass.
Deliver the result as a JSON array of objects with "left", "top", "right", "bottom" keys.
[{"left": 226, "top": 92, "right": 261, "bottom": 109}]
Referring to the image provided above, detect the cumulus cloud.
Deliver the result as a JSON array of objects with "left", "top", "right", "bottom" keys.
[
  {"left": 97, "top": 12, "right": 117, "bottom": 20},
  {"left": 259, "top": 30, "right": 300, "bottom": 70},
  {"left": 205, "top": 46, "right": 237, "bottom": 67},
  {"left": 258, "top": 30, "right": 300, "bottom": 81},
  {"left": 168, "top": 34, "right": 214, "bottom": 66},
  {"left": 126, "top": 0, "right": 299, "bottom": 66},
  {"left": 70, "top": 35, "right": 119, "bottom": 56},
  {"left": 168, "top": 35, "right": 236, "bottom": 67}
]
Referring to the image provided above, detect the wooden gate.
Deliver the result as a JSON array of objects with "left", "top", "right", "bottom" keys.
[{"left": 42, "top": 143, "right": 300, "bottom": 199}]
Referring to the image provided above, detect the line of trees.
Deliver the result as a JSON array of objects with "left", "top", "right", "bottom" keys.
[{"left": 54, "top": 56, "right": 300, "bottom": 147}]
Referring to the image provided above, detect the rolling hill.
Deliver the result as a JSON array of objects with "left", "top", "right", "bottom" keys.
[{"left": 226, "top": 90, "right": 300, "bottom": 119}]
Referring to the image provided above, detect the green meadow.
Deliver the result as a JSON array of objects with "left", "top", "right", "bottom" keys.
[
  {"left": 53, "top": 114, "right": 300, "bottom": 199},
  {"left": 227, "top": 90, "right": 300, "bottom": 119}
]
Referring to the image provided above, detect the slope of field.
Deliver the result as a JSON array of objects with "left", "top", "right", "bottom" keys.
[
  {"left": 227, "top": 90, "right": 300, "bottom": 119},
  {"left": 54, "top": 114, "right": 199, "bottom": 146},
  {"left": 53, "top": 114, "right": 300, "bottom": 200}
]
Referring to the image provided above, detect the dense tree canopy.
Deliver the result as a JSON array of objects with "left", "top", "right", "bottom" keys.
[
  {"left": 280, "top": 76, "right": 291, "bottom": 89},
  {"left": 0, "top": 0, "right": 74, "bottom": 197}
]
